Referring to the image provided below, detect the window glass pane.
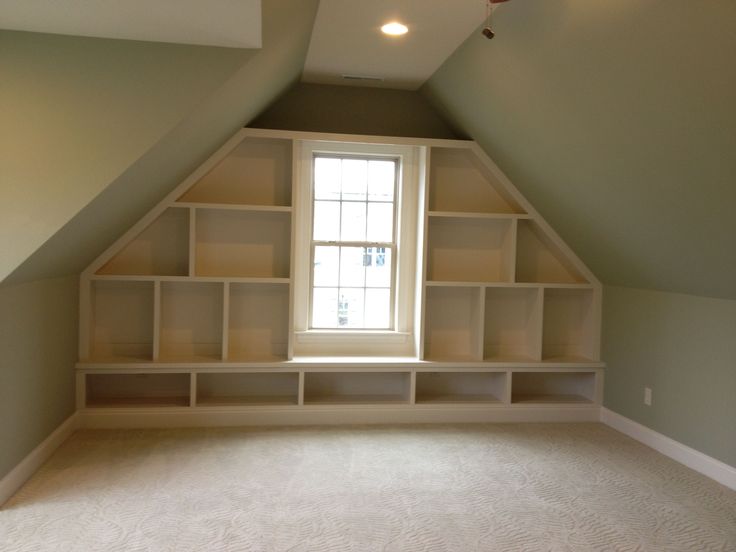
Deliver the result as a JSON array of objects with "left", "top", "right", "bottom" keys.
[
  {"left": 365, "top": 247, "right": 392, "bottom": 287},
  {"left": 313, "top": 201, "right": 340, "bottom": 241},
  {"left": 314, "top": 157, "right": 341, "bottom": 200},
  {"left": 313, "top": 246, "right": 339, "bottom": 287},
  {"left": 366, "top": 202, "right": 394, "bottom": 243},
  {"left": 312, "top": 287, "right": 338, "bottom": 328},
  {"left": 341, "top": 159, "right": 367, "bottom": 201},
  {"left": 339, "top": 247, "right": 365, "bottom": 287},
  {"left": 338, "top": 288, "right": 365, "bottom": 328},
  {"left": 368, "top": 160, "right": 395, "bottom": 202},
  {"left": 364, "top": 288, "right": 390, "bottom": 329},
  {"left": 340, "top": 202, "right": 366, "bottom": 241}
]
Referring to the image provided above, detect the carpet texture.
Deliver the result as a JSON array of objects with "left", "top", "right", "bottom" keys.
[{"left": 1, "top": 423, "right": 735, "bottom": 551}]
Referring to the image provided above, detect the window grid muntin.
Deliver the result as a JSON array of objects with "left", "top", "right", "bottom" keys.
[{"left": 309, "top": 154, "right": 399, "bottom": 329}]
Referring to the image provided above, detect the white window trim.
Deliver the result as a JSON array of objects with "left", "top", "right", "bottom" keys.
[{"left": 293, "top": 140, "right": 419, "bottom": 356}]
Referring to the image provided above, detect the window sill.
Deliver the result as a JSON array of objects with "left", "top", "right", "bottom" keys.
[{"left": 295, "top": 330, "right": 410, "bottom": 344}]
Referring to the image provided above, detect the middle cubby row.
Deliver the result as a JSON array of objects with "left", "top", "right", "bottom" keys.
[
  {"left": 423, "top": 285, "right": 599, "bottom": 363},
  {"left": 87, "top": 280, "right": 289, "bottom": 363},
  {"left": 82, "top": 369, "right": 602, "bottom": 408}
]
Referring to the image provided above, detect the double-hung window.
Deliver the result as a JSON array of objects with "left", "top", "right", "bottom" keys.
[
  {"left": 311, "top": 155, "right": 397, "bottom": 329},
  {"left": 293, "top": 140, "right": 419, "bottom": 355}
]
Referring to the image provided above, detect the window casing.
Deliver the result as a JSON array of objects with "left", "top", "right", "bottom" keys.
[
  {"left": 293, "top": 141, "right": 419, "bottom": 356},
  {"left": 309, "top": 154, "right": 398, "bottom": 330}
]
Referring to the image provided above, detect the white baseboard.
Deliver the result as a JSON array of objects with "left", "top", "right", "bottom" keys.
[
  {"left": 78, "top": 404, "right": 601, "bottom": 429},
  {"left": 600, "top": 407, "right": 736, "bottom": 491},
  {"left": 0, "top": 413, "right": 78, "bottom": 507}
]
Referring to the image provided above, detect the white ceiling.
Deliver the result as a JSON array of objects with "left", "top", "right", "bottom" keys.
[
  {"left": 302, "top": 0, "right": 489, "bottom": 90},
  {"left": 0, "top": 0, "right": 261, "bottom": 48}
]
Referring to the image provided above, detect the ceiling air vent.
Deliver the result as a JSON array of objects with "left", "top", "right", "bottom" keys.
[{"left": 341, "top": 74, "right": 385, "bottom": 82}]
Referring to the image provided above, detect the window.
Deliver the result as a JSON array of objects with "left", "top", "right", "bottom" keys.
[
  {"left": 310, "top": 156, "right": 397, "bottom": 329},
  {"left": 293, "top": 141, "right": 419, "bottom": 355}
]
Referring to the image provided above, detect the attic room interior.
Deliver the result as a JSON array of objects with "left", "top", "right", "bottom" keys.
[{"left": 1, "top": 0, "right": 734, "bottom": 549}]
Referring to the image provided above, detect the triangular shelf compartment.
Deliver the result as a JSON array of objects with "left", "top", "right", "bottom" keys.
[
  {"left": 177, "top": 137, "right": 292, "bottom": 206},
  {"left": 428, "top": 147, "right": 525, "bottom": 215},
  {"left": 515, "top": 220, "right": 587, "bottom": 284},
  {"left": 96, "top": 207, "right": 189, "bottom": 276}
]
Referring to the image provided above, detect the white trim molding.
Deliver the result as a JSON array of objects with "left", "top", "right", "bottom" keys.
[
  {"left": 0, "top": 413, "right": 79, "bottom": 507},
  {"left": 601, "top": 407, "right": 736, "bottom": 491}
]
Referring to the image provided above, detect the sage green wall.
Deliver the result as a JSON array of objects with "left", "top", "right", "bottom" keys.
[
  {"left": 6, "top": 0, "right": 320, "bottom": 285},
  {"left": 603, "top": 286, "right": 736, "bottom": 467},
  {"left": 423, "top": 0, "right": 736, "bottom": 300},
  {"left": 252, "top": 83, "right": 458, "bottom": 139},
  {"left": 0, "top": 276, "right": 79, "bottom": 479},
  {"left": 0, "top": 30, "right": 253, "bottom": 283}
]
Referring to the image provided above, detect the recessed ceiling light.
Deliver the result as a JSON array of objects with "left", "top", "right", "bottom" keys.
[{"left": 381, "top": 22, "right": 408, "bottom": 36}]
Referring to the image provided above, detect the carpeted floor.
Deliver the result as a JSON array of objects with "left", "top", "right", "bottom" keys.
[{"left": 1, "top": 423, "right": 734, "bottom": 551}]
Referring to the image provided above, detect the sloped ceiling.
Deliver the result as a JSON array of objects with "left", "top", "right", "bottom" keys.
[
  {"left": 5, "top": 0, "right": 320, "bottom": 285},
  {"left": 422, "top": 0, "right": 736, "bottom": 300},
  {"left": 0, "top": 31, "right": 253, "bottom": 282}
]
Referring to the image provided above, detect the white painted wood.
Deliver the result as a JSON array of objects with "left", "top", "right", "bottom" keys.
[
  {"left": 542, "top": 288, "right": 598, "bottom": 362},
  {"left": 0, "top": 413, "right": 78, "bottom": 507},
  {"left": 415, "top": 371, "right": 506, "bottom": 405},
  {"left": 188, "top": 207, "right": 196, "bottom": 277},
  {"left": 221, "top": 282, "right": 230, "bottom": 361},
  {"left": 78, "top": 275, "right": 91, "bottom": 360},
  {"left": 77, "top": 405, "right": 601, "bottom": 429},
  {"left": 423, "top": 286, "right": 482, "bottom": 361},
  {"left": 511, "top": 371, "right": 599, "bottom": 405},
  {"left": 516, "top": 219, "right": 587, "bottom": 284},
  {"left": 196, "top": 372, "right": 300, "bottom": 407},
  {"left": 483, "top": 287, "right": 543, "bottom": 362},
  {"left": 601, "top": 408, "right": 736, "bottom": 491},
  {"left": 152, "top": 280, "right": 161, "bottom": 361},
  {"left": 228, "top": 283, "right": 289, "bottom": 361},
  {"left": 85, "top": 373, "right": 191, "bottom": 408},
  {"left": 416, "top": 147, "right": 430, "bottom": 359}
]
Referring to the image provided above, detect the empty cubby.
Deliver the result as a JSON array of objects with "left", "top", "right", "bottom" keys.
[
  {"left": 89, "top": 280, "right": 154, "bottom": 361},
  {"left": 86, "top": 373, "right": 190, "bottom": 407},
  {"left": 511, "top": 372, "right": 597, "bottom": 404},
  {"left": 304, "top": 372, "right": 411, "bottom": 405},
  {"left": 415, "top": 371, "right": 506, "bottom": 404},
  {"left": 97, "top": 207, "right": 189, "bottom": 276},
  {"left": 426, "top": 217, "right": 515, "bottom": 282},
  {"left": 483, "top": 287, "right": 542, "bottom": 361},
  {"left": 159, "top": 282, "right": 224, "bottom": 361},
  {"left": 515, "top": 220, "right": 586, "bottom": 284},
  {"left": 196, "top": 372, "right": 299, "bottom": 406},
  {"left": 178, "top": 137, "right": 292, "bottom": 206},
  {"left": 542, "top": 289, "right": 597, "bottom": 361},
  {"left": 195, "top": 208, "right": 291, "bottom": 278},
  {"left": 423, "top": 286, "right": 482, "bottom": 361},
  {"left": 228, "top": 283, "right": 289, "bottom": 361},
  {"left": 428, "top": 147, "right": 523, "bottom": 214}
]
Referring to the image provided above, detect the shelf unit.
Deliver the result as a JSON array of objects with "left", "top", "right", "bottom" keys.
[{"left": 78, "top": 129, "right": 603, "bottom": 425}]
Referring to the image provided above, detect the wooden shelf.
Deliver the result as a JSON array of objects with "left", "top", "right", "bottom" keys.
[
  {"left": 483, "top": 287, "right": 542, "bottom": 361},
  {"left": 516, "top": 220, "right": 586, "bottom": 284},
  {"left": 85, "top": 373, "right": 190, "bottom": 408},
  {"left": 542, "top": 289, "right": 597, "bottom": 361},
  {"left": 196, "top": 373, "right": 299, "bottom": 406},
  {"left": 304, "top": 372, "right": 411, "bottom": 405},
  {"left": 428, "top": 147, "right": 524, "bottom": 214},
  {"left": 178, "top": 137, "right": 292, "bottom": 206},
  {"left": 88, "top": 280, "right": 154, "bottom": 362},
  {"left": 426, "top": 217, "right": 515, "bottom": 283},
  {"left": 97, "top": 207, "right": 189, "bottom": 276},
  {"left": 227, "top": 282, "right": 289, "bottom": 362},
  {"left": 195, "top": 208, "right": 290, "bottom": 278},
  {"left": 511, "top": 372, "right": 597, "bottom": 404},
  {"left": 159, "top": 282, "right": 223, "bottom": 361},
  {"left": 423, "top": 286, "right": 482, "bottom": 361},
  {"left": 416, "top": 372, "right": 506, "bottom": 404}
]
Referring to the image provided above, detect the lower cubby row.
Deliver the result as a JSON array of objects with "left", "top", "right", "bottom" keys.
[{"left": 83, "top": 370, "right": 601, "bottom": 408}]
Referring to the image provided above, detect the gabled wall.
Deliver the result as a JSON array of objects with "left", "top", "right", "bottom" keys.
[{"left": 422, "top": 0, "right": 736, "bottom": 466}]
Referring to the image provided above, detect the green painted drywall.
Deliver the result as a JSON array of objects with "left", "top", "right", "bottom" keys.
[
  {"left": 252, "top": 83, "right": 458, "bottom": 138},
  {"left": 6, "top": 0, "right": 320, "bottom": 285},
  {"left": 0, "top": 276, "right": 79, "bottom": 480},
  {"left": 0, "top": 30, "right": 253, "bottom": 283},
  {"left": 603, "top": 286, "right": 736, "bottom": 467},
  {"left": 423, "top": 0, "right": 736, "bottom": 299}
]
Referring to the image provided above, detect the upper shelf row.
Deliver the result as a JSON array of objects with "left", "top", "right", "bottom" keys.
[{"left": 95, "top": 137, "right": 586, "bottom": 284}]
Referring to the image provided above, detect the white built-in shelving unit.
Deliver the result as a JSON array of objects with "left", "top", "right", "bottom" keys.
[{"left": 76, "top": 129, "right": 603, "bottom": 427}]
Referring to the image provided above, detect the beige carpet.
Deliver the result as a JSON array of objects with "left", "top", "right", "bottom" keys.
[{"left": 1, "top": 423, "right": 734, "bottom": 551}]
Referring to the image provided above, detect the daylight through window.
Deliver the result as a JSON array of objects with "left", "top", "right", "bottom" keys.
[{"left": 310, "top": 155, "right": 398, "bottom": 329}]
